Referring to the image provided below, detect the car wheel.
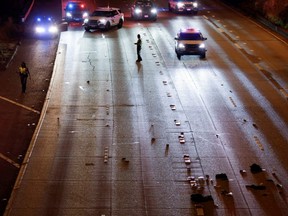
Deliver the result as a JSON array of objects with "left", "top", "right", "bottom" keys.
[
  {"left": 85, "top": 27, "right": 90, "bottom": 32},
  {"left": 200, "top": 53, "right": 206, "bottom": 59},
  {"left": 105, "top": 22, "right": 110, "bottom": 30},
  {"left": 118, "top": 19, "right": 123, "bottom": 29},
  {"left": 168, "top": 4, "right": 172, "bottom": 12},
  {"left": 176, "top": 52, "right": 181, "bottom": 60},
  {"left": 175, "top": 6, "right": 178, "bottom": 12}
]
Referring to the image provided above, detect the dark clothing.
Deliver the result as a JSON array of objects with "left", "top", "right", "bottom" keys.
[
  {"left": 19, "top": 65, "right": 30, "bottom": 93},
  {"left": 135, "top": 37, "right": 142, "bottom": 62},
  {"left": 20, "top": 74, "right": 28, "bottom": 93}
]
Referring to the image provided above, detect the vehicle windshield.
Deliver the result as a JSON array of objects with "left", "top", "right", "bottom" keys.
[
  {"left": 179, "top": 33, "right": 202, "bottom": 40},
  {"left": 92, "top": 11, "right": 112, "bottom": 17},
  {"left": 173, "top": 0, "right": 196, "bottom": 2},
  {"left": 36, "top": 17, "right": 54, "bottom": 24},
  {"left": 136, "top": 1, "right": 152, "bottom": 6}
]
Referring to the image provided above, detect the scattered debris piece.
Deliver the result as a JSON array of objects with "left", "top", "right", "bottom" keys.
[
  {"left": 170, "top": 105, "right": 176, "bottom": 110},
  {"left": 178, "top": 134, "right": 185, "bottom": 144},
  {"left": 174, "top": 120, "right": 181, "bottom": 126},
  {"left": 183, "top": 154, "right": 191, "bottom": 164},
  {"left": 221, "top": 190, "right": 233, "bottom": 196},
  {"left": 252, "top": 123, "right": 258, "bottom": 129},
  {"left": 240, "top": 169, "right": 247, "bottom": 174},
  {"left": 195, "top": 205, "right": 204, "bottom": 216},
  {"left": 250, "top": 163, "right": 263, "bottom": 174},
  {"left": 121, "top": 157, "right": 129, "bottom": 163},
  {"left": 215, "top": 173, "right": 228, "bottom": 181},
  {"left": 191, "top": 194, "right": 214, "bottom": 203},
  {"left": 246, "top": 184, "right": 266, "bottom": 190}
]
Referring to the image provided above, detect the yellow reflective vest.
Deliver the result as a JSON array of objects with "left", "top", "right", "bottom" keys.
[{"left": 19, "top": 66, "right": 28, "bottom": 75}]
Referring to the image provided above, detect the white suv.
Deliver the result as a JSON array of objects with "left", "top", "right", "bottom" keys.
[
  {"left": 175, "top": 28, "right": 207, "bottom": 59},
  {"left": 83, "top": 7, "right": 124, "bottom": 31},
  {"left": 168, "top": 0, "right": 198, "bottom": 14}
]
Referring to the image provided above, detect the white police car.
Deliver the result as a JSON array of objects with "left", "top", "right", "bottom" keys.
[{"left": 175, "top": 28, "right": 207, "bottom": 59}]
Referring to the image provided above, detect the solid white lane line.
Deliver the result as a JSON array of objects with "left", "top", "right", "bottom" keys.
[
  {"left": 0, "top": 153, "right": 20, "bottom": 168},
  {"left": 0, "top": 96, "right": 40, "bottom": 114}
]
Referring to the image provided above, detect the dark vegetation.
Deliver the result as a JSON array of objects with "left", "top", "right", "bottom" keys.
[{"left": 223, "top": 0, "right": 288, "bottom": 29}]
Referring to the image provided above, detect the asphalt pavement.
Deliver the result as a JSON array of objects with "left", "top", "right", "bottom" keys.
[
  {"left": 0, "top": 0, "right": 287, "bottom": 215},
  {"left": 0, "top": 23, "right": 59, "bottom": 216}
]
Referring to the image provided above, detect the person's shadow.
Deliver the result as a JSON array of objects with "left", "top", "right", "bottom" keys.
[{"left": 136, "top": 61, "right": 142, "bottom": 73}]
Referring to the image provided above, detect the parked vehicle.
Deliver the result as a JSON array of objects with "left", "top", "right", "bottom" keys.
[
  {"left": 83, "top": 7, "right": 124, "bottom": 31},
  {"left": 64, "top": 1, "right": 89, "bottom": 23}
]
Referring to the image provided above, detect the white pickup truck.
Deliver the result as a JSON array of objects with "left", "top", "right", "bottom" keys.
[{"left": 83, "top": 7, "right": 124, "bottom": 31}]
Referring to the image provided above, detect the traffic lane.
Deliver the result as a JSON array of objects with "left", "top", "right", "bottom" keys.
[
  {"left": 148, "top": 5, "right": 288, "bottom": 145},
  {"left": 145, "top": 8, "right": 288, "bottom": 213},
  {"left": 0, "top": 0, "right": 64, "bottom": 214},
  {"left": 7, "top": 8, "right": 288, "bottom": 216},
  {"left": 0, "top": 36, "right": 59, "bottom": 214},
  {"left": 84, "top": 12, "right": 288, "bottom": 214},
  {"left": 200, "top": 0, "right": 288, "bottom": 97},
  {"left": 7, "top": 24, "right": 199, "bottom": 215}
]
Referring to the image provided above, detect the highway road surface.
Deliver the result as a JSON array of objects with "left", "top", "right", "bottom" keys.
[{"left": 2, "top": 0, "right": 288, "bottom": 215}]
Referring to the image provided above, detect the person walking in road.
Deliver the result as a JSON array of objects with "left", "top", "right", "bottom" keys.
[
  {"left": 18, "top": 62, "right": 30, "bottom": 93},
  {"left": 134, "top": 34, "right": 142, "bottom": 62}
]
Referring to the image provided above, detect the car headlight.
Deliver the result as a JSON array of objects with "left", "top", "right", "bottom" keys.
[
  {"left": 193, "top": 2, "right": 198, "bottom": 7},
  {"left": 135, "top": 8, "right": 142, "bottom": 14},
  {"left": 35, "top": 26, "right": 45, "bottom": 33},
  {"left": 177, "top": 2, "right": 184, "bottom": 7},
  {"left": 178, "top": 43, "right": 185, "bottom": 49},
  {"left": 151, "top": 8, "right": 157, "bottom": 14},
  {"left": 83, "top": 12, "right": 88, "bottom": 18},
  {"left": 49, "top": 26, "right": 58, "bottom": 33},
  {"left": 99, "top": 19, "right": 106, "bottom": 24},
  {"left": 199, "top": 43, "right": 205, "bottom": 48},
  {"left": 66, "top": 12, "right": 72, "bottom": 17}
]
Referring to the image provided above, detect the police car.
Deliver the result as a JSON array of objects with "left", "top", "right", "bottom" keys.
[
  {"left": 64, "top": 1, "right": 89, "bottom": 22},
  {"left": 83, "top": 7, "right": 124, "bottom": 31},
  {"left": 174, "top": 28, "right": 207, "bottom": 59},
  {"left": 33, "top": 16, "right": 59, "bottom": 38}
]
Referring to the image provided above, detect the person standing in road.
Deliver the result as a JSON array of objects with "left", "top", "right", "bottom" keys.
[
  {"left": 134, "top": 34, "right": 142, "bottom": 62},
  {"left": 18, "top": 62, "right": 30, "bottom": 93}
]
